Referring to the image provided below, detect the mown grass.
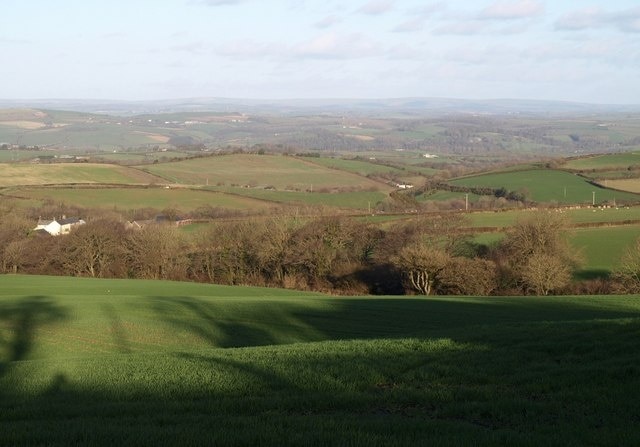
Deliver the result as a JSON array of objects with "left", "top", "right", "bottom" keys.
[
  {"left": 2, "top": 275, "right": 640, "bottom": 445},
  {"left": 450, "top": 169, "right": 640, "bottom": 205}
]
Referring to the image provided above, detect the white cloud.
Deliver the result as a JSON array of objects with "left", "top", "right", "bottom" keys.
[
  {"left": 392, "top": 18, "right": 424, "bottom": 33},
  {"left": 433, "top": 21, "right": 486, "bottom": 35},
  {"left": 198, "top": 0, "right": 247, "bottom": 5},
  {"left": 479, "top": 0, "right": 544, "bottom": 20},
  {"left": 357, "top": 0, "right": 394, "bottom": 16},
  {"left": 555, "top": 7, "right": 605, "bottom": 30},
  {"left": 293, "top": 33, "right": 380, "bottom": 59},
  {"left": 315, "top": 14, "right": 341, "bottom": 29},
  {"left": 555, "top": 7, "right": 640, "bottom": 33}
]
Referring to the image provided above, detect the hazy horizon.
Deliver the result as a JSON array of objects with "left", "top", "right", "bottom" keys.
[{"left": 3, "top": 0, "right": 640, "bottom": 104}]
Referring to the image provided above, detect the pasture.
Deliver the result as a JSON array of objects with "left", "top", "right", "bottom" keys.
[
  {"left": 139, "top": 154, "right": 390, "bottom": 191},
  {"left": 450, "top": 169, "right": 640, "bottom": 204},
  {"left": 0, "top": 163, "right": 164, "bottom": 186},
  {"left": 1, "top": 275, "right": 640, "bottom": 445},
  {"left": 208, "top": 186, "right": 389, "bottom": 210},
  {"left": 4, "top": 186, "right": 277, "bottom": 212},
  {"left": 467, "top": 206, "right": 640, "bottom": 228},
  {"left": 562, "top": 152, "right": 640, "bottom": 171},
  {"left": 301, "top": 156, "right": 403, "bottom": 176}
]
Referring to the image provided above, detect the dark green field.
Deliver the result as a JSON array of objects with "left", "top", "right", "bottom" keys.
[
  {"left": 450, "top": 169, "right": 640, "bottom": 205},
  {"left": 2, "top": 275, "right": 640, "bottom": 446}
]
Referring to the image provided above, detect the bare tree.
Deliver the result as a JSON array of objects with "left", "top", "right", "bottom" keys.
[
  {"left": 62, "top": 219, "right": 127, "bottom": 277},
  {"left": 497, "top": 212, "right": 581, "bottom": 295},
  {"left": 612, "top": 237, "right": 640, "bottom": 293},
  {"left": 521, "top": 253, "right": 572, "bottom": 296},
  {"left": 392, "top": 244, "right": 451, "bottom": 295}
]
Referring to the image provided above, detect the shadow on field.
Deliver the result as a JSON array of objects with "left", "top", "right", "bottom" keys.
[
  {"left": 3, "top": 294, "right": 640, "bottom": 445},
  {"left": 148, "top": 294, "right": 640, "bottom": 349},
  {"left": 0, "top": 295, "right": 68, "bottom": 378}
]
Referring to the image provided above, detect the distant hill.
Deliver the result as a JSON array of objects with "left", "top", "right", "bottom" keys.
[{"left": 1, "top": 97, "right": 639, "bottom": 117}]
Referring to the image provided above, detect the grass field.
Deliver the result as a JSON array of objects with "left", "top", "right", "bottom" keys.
[
  {"left": 570, "top": 225, "right": 640, "bottom": 275},
  {"left": 208, "top": 186, "right": 388, "bottom": 210},
  {"left": 301, "top": 156, "right": 403, "bottom": 176},
  {"left": 2, "top": 275, "right": 640, "bottom": 445},
  {"left": 450, "top": 169, "right": 640, "bottom": 205},
  {"left": 4, "top": 186, "right": 277, "bottom": 211},
  {"left": 467, "top": 206, "right": 640, "bottom": 228},
  {"left": 472, "top": 226, "right": 640, "bottom": 277},
  {"left": 562, "top": 152, "right": 640, "bottom": 170},
  {"left": 139, "top": 154, "right": 389, "bottom": 191},
  {"left": 0, "top": 163, "right": 164, "bottom": 186}
]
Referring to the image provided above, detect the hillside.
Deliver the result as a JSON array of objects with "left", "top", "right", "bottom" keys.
[{"left": 2, "top": 275, "right": 640, "bottom": 445}]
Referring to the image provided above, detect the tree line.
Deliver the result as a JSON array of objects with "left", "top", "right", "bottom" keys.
[{"left": 1, "top": 207, "right": 638, "bottom": 296}]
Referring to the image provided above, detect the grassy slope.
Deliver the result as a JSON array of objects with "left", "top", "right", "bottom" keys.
[
  {"left": 8, "top": 186, "right": 277, "bottom": 211},
  {"left": 563, "top": 152, "right": 640, "bottom": 170},
  {"left": 450, "top": 169, "right": 640, "bottom": 204},
  {"left": 138, "top": 154, "right": 390, "bottom": 191},
  {"left": 0, "top": 163, "right": 164, "bottom": 186},
  {"left": 2, "top": 275, "right": 640, "bottom": 446}
]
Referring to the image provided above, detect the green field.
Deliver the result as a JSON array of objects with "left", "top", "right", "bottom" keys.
[
  {"left": 301, "top": 156, "right": 403, "bottom": 176},
  {"left": 467, "top": 206, "right": 640, "bottom": 228},
  {"left": 2, "top": 275, "right": 640, "bottom": 445},
  {"left": 0, "top": 163, "right": 164, "bottom": 186},
  {"left": 450, "top": 169, "right": 640, "bottom": 205},
  {"left": 570, "top": 225, "right": 640, "bottom": 275},
  {"left": 563, "top": 152, "right": 640, "bottom": 170},
  {"left": 208, "top": 186, "right": 388, "bottom": 210},
  {"left": 139, "top": 154, "right": 389, "bottom": 191},
  {"left": 4, "top": 186, "right": 276, "bottom": 211},
  {"left": 472, "top": 226, "right": 640, "bottom": 277}
]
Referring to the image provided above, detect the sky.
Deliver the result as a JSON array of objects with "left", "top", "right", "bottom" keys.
[{"left": 2, "top": 0, "right": 639, "bottom": 103}]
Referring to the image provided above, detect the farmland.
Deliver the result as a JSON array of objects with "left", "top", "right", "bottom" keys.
[
  {"left": 138, "top": 154, "right": 390, "bottom": 191},
  {"left": 449, "top": 168, "right": 640, "bottom": 205},
  {"left": 2, "top": 275, "right": 640, "bottom": 445},
  {"left": 3, "top": 186, "right": 277, "bottom": 212},
  {"left": 0, "top": 163, "right": 164, "bottom": 186}
]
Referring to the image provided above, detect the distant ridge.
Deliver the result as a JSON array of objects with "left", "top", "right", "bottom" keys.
[{"left": 0, "top": 97, "right": 639, "bottom": 116}]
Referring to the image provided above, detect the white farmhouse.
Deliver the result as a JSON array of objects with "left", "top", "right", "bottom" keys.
[{"left": 34, "top": 216, "right": 85, "bottom": 236}]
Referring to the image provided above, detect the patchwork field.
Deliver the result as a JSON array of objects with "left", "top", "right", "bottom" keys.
[
  {"left": 139, "top": 154, "right": 390, "bottom": 191},
  {"left": 208, "top": 186, "right": 388, "bottom": 210},
  {"left": 467, "top": 206, "right": 640, "bottom": 228},
  {"left": 562, "top": 152, "right": 640, "bottom": 171},
  {"left": 4, "top": 186, "right": 277, "bottom": 211},
  {"left": 2, "top": 275, "right": 640, "bottom": 445},
  {"left": 0, "top": 163, "right": 164, "bottom": 186},
  {"left": 450, "top": 169, "right": 640, "bottom": 205}
]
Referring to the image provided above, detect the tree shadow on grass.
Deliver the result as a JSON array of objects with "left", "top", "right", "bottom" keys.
[
  {"left": 3, "top": 317, "right": 640, "bottom": 446},
  {"left": 148, "top": 294, "right": 640, "bottom": 349},
  {"left": 0, "top": 295, "right": 68, "bottom": 378}
]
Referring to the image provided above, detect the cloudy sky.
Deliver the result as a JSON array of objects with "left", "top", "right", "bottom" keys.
[{"left": 2, "top": 0, "right": 639, "bottom": 103}]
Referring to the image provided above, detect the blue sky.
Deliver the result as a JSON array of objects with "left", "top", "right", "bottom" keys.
[{"left": 2, "top": 0, "right": 639, "bottom": 103}]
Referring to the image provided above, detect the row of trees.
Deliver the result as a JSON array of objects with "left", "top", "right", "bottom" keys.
[{"left": 1, "top": 208, "right": 638, "bottom": 296}]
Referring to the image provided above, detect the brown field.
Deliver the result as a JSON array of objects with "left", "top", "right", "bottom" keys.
[
  {"left": 133, "top": 131, "right": 170, "bottom": 143},
  {"left": 0, "top": 120, "right": 45, "bottom": 129},
  {"left": 603, "top": 179, "right": 640, "bottom": 194},
  {"left": 0, "top": 163, "right": 165, "bottom": 186}
]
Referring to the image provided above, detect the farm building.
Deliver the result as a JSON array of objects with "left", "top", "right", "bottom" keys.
[{"left": 34, "top": 216, "right": 85, "bottom": 236}]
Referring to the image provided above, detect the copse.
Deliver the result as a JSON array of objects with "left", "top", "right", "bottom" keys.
[{"left": 495, "top": 212, "right": 582, "bottom": 295}]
